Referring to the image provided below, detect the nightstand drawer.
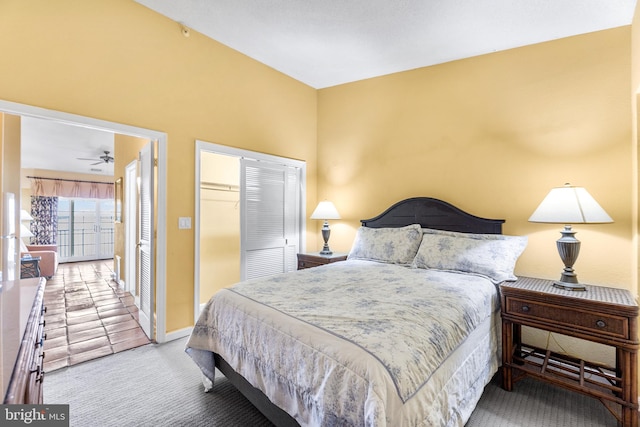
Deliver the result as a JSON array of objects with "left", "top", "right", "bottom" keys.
[
  {"left": 505, "top": 297, "right": 629, "bottom": 340},
  {"left": 298, "top": 259, "right": 324, "bottom": 269},
  {"left": 297, "top": 253, "right": 347, "bottom": 270}
]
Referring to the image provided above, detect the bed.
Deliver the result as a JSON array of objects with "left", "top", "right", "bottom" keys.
[{"left": 186, "top": 197, "right": 528, "bottom": 426}]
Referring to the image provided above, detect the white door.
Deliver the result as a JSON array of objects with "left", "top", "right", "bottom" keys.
[
  {"left": 137, "top": 141, "right": 155, "bottom": 340},
  {"left": 124, "top": 161, "right": 137, "bottom": 295},
  {"left": 240, "top": 159, "right": 301, "bottom": 280}
]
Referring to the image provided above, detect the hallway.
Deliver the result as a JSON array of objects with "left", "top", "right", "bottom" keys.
[{"left": 42, "top": 260, "right": 150, "bottom": 373}]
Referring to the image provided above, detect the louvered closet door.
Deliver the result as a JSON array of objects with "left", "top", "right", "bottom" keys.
[
  {"left": 137, "top": 141, "right": 155, "bottom": 340},
  {"left": 240, "top": 159, "right": 301, "bottom": 281}
]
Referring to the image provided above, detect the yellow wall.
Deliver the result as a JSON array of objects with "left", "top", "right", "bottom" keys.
[
  {"left": 0, "top": 0, "right": 318, "bottom": 332},
  {"left": 317, "top": 28, "right": 633, "bottom": 366},
  {"left": 319, "top": 28, "right": 633, "bottom": 291},
  {"left": 633, "top": 4, "right": 640, "bottom": 304}
]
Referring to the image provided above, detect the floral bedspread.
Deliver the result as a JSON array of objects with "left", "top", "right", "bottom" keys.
[{"left": 186, "top": 260, "right": 499, "bottom": 426}]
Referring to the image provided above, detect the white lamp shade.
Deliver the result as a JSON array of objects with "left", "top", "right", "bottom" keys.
[
  {"left": 20, "top": 209, "right": 33, "bottom": 221},
  {"left": 310, "top": 201, "right": 341, "bottom": 220},
  {"left": 529, "top": 184, "right": 613, "bottom": 224},
  {"left": 20, "top": 223, "right": 34, "bottom": 238}
]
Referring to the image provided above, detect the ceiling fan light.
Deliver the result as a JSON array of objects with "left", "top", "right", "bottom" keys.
[{"left": 77, "top": 150, "right": 114, "bottom": 165}]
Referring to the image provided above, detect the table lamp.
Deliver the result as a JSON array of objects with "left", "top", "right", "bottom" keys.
[
  {"left": 528, "top": 183, "right": 613, "bottom": 291},
  {"left": 310, "top": 201, "right": 341, "bottom": 255},
  {"left": 20, "top": 223, "right": 34, "bottom": 239},
  {"left": 20, "top": 209, "right": 34, "bottom": 222}
]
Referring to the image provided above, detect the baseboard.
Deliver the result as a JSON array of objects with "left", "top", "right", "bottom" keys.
[{"left": 164, "top": 327, "right": 192, "bottom": 342}]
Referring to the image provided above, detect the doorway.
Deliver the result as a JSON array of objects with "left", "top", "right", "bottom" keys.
[
  {"left": 0, "top": 99, "right": 169, "bottom": 343},
  {"left": 194, "top": 140, "right": 306, "bottom": 321}
]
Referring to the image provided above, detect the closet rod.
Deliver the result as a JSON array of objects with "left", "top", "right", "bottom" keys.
[
  {"left": 201, "top": 182, "right": 239, "bottom": 192},
  {"left": 27, "top": 175, "right": 114, "bottom": 185}
]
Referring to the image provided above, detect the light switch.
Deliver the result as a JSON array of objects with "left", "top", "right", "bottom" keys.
[{"left": 178, "top": 217, "right": 191, "bottom": 229}]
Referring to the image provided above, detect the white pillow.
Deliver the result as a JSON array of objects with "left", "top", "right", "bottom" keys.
[
  {"left": 348, "top": 224, "right": 423, "bottom": 265},
  {"left": 412, "top": 232, "right": 528, "bottom": 283},
  {"left": 422, "top": 228, "right": 512, "bottom": 240}
]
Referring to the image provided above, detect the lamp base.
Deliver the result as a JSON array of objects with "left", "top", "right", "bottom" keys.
[
  {"left": 319, "top": 222, "right": 332, "bottom": 256},
  {"left": 552, "top": 225, "right": 586, "bottom": 292},
  {"left": 552, "top": 281, "right": 587, "bottom": 292}
]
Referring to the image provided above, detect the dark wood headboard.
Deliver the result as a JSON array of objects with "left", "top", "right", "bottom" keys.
[{"left": 360, "top": 197, "right": 504, "bottom": 234}]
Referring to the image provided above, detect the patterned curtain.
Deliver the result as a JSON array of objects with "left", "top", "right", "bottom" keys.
[{"left": 30, "top": 196, "right": 58, "bottom": 245}]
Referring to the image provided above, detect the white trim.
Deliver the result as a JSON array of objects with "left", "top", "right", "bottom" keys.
[
  {"left": 164, "top": 326, "right": 192, "bottom": 342},
  {"left": 154, "top": 138, "right": 168, "bottom": 343},
  {"left": 196, "top": 140, "right": 306, "bottom": 169},
  {"left": 0, "top": 99, "right": 169, "bottom": 343},
  {"left": 194, "top": 142, "right": 203, "bottom": 326},
  {"left": 194, "top": 140, "right": 307, "bottom": 324}
]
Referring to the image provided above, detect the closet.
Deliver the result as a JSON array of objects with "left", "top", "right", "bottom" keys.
[
  {"left": 199, "top": 152, "right": 240, "bottom": 305},
  {"left": 196, "top": 144, "right": 306, "bottom": 316}
]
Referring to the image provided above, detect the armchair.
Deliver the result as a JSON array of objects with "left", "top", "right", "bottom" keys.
[{"left": 19, "top": 240, "right": 59, "bottom": 279}]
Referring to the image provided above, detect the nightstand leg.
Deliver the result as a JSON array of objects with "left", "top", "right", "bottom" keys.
[
  {"left": 620, "top": 349, "right": 638, "bottom": 427},
  {"left": 631, "top": 350, "right": 638, "bottom": 427},
  {"left": 502, "top": 318, "right": 513, "bottom": 391}
]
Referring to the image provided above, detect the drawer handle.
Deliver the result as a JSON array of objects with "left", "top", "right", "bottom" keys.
[
  {"left": 596, "top": 320, "right": 606, "bottom": 328},
  {"left": 521, "top": 305, "right": 530, "bottom": 312}
]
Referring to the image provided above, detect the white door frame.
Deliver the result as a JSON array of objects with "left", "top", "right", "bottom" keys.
[
  {"left": 194, "top": 140, "right": 306, "bottom": 323},
  {"left": 0, "top": 99, "right": 169, "bottom": 343},
  {"left": 124, "top": 160, "right": 137, "bottom": 296}
]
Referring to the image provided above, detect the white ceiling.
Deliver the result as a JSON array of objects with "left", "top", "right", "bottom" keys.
[
  {"left": 19, "top": 1, "right": 638, "bottom": 176},
  {"left": 21, "top": 116, "right": 114, "bottom": 176},
  {"left": 135, "top": 0, "right": 637, "bottom": 89}
]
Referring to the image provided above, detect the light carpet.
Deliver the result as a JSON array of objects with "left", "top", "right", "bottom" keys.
[{"left": 44, "top": 337, "right": 618, "bottom": 426}]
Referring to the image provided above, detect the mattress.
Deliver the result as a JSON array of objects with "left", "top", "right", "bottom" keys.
[{"left": 186, "top": 260, "right": 501, "bottom": 426}]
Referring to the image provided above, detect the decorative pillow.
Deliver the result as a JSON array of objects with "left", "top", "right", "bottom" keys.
[
  {"left": 422, "top": 228, "right": 512, "bottom": 241},
  {"left": 348, "top": 224, "right": 423, "bottom": 265},
  {"left": 412, "top": 232, "right": 528, "bottom": 283}
]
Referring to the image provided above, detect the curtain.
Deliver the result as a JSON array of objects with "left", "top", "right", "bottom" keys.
[
  {"left": 30, "top": 178, "right": 114, "bottom": 199},
  {"left": 30, "top": 196, "right": 58, "bottom": 245}
]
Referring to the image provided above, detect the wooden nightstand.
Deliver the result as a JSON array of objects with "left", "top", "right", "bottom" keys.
[
  {"left": 501, "top": 277, "right": 639, "bottom": 427},
  {"left": 297, "top": 252, "right": 347, "bottom": 270}
]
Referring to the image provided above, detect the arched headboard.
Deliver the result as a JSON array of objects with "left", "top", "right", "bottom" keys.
[{"left": 360, "top": 197, "right": 504, "bottom": 234}]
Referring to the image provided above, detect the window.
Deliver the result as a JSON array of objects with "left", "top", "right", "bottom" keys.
[{"left": 57, "top": 197, "right": 114, "bottom": 262}]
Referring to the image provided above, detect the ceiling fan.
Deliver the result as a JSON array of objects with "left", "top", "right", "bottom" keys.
[{"left": 77, "top": 150, "right": 114, "bottom": 165}]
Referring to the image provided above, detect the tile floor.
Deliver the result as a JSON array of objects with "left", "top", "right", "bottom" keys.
[{"left": 42, "top": 260, "right": 151, "bottom": 373}]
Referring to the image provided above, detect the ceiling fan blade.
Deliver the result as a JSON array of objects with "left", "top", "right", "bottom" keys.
[
  {"left": 91, "top": 161, "right": 103, "bottom": 165},
  {"left": 77, "top": 157, "right": 99, "bottom": 161}
]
